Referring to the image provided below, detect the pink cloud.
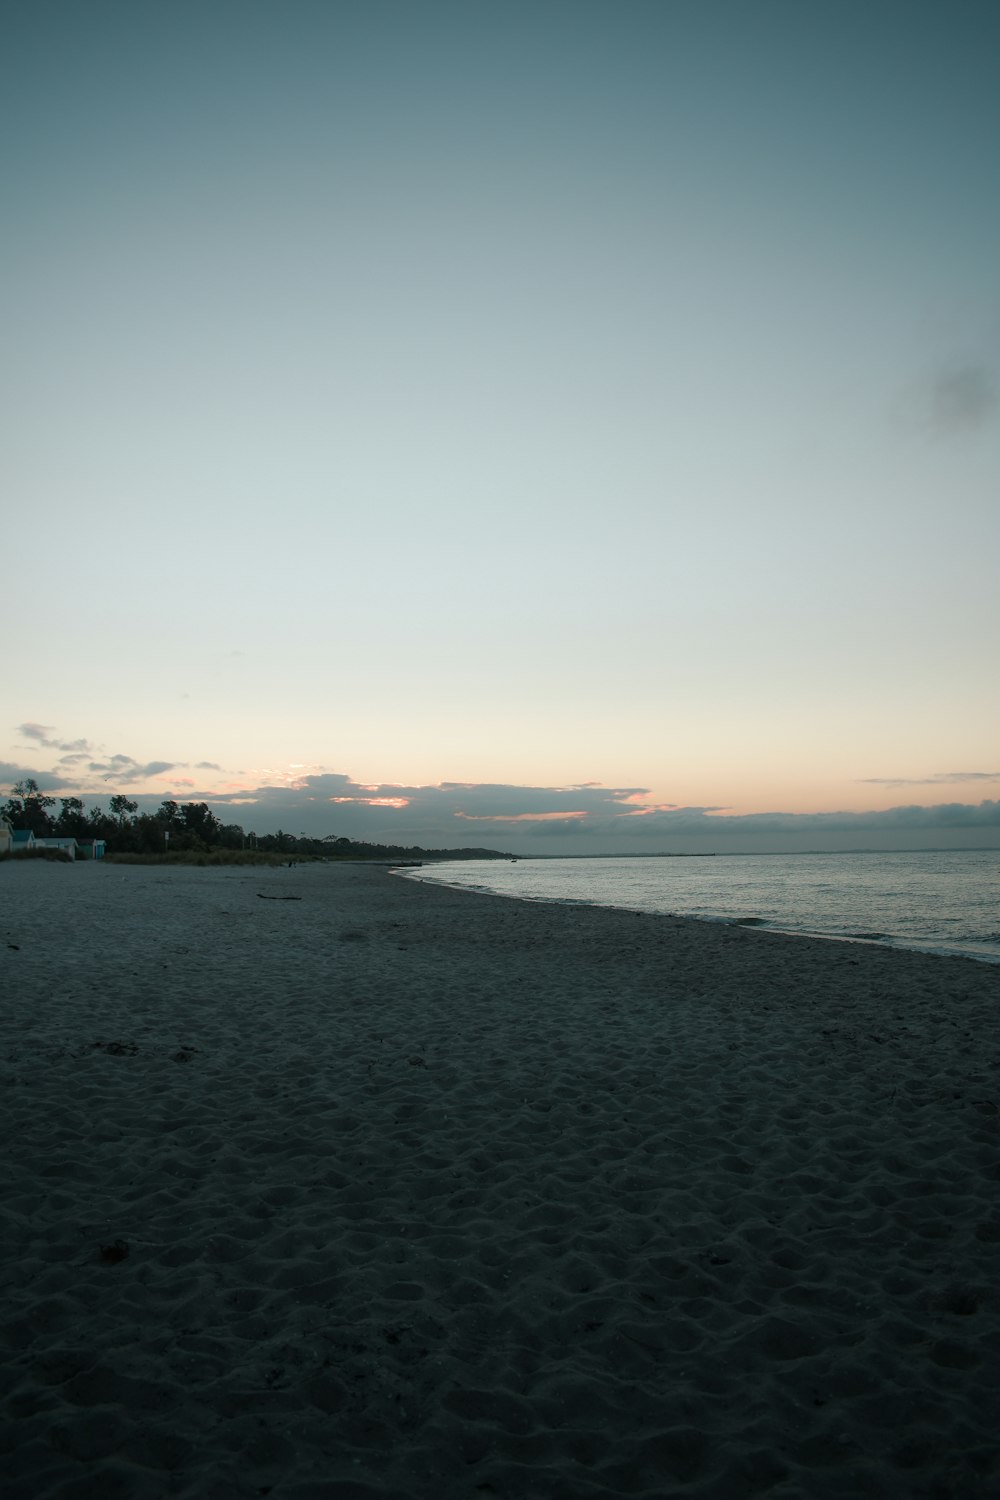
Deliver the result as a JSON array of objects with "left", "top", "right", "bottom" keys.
[
  {"left": 454, "top": 809, "right": 588, "bottom": 823},
  {"left": 330, "top": 795, "right": 410, "bottom": 809}
]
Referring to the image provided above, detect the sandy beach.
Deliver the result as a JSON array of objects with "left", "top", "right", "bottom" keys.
[{"left": 1, "top": 859, "right": 998, "bottom": 1499}]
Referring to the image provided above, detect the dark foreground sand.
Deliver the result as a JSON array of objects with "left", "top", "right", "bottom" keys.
[{"left": 1, "top": 860, "right": 998, "bottom": 1499}]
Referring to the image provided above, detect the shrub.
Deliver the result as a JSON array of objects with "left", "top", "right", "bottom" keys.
[
  {"left": 103, "top": 850, "right": 319, "bottom": 866},
  {"left": 0, "top": 848, "right": 73, "bottom": 863}
]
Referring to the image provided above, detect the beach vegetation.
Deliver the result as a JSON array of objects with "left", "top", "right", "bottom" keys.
[
  {"left": 104, "top": 849, "right": 312, "bottom": 866},
  {"left": 0, "top": 846, "right": 74, "bottom": 863},
  {"left": 1, "top": 785, "right": 509, "bottom": 863}
]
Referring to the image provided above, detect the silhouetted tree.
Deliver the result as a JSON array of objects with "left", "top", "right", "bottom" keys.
[
  {"left": 0, "top": 787, "right": 511, "bottom": 860},
  {"left": 86, "top": 805, "right": 115, "bottom": 842},
  {"left": 56, "top": 797, "right": 88, "bottom": 837},
  {"left": 180, "top": 802, "right": 222, "bottom": 846},
  {"left": 2, "top": 778, "right": 56, "bottom": 836},
  {"left": 109, "top": 795, "right": 139, "bottom": 825}
]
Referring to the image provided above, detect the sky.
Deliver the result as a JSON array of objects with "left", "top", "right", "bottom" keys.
[{"left": 3, "top": 0, "right": 999, "bottom": 855}]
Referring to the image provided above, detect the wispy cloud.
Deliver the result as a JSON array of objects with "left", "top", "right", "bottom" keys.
[
  {"left": 454, "top": 809, "right": 590, "bottom": 824},
  {"left": 11, "top": 723, "right": 197, "bottom": 790},
  {"left": 859, "top": 771, "right": 1000, "bottom": 788},
  {"left": 602, "top": 802, "right": 1000, "bottom": 836},
  {"left": 17, "top": 722, "right": 94, "bottom": 756},
  {"left": 0, "top": 761, "right": 76, "bottom": 792},
  {"left": 86, "top": 755, "right": 178, "bottom": 784}
]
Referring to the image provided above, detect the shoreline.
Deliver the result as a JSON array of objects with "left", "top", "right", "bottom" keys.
[
  {"left": 400, "top": 856, "right": 1000, "bottom": 967},
  {"left": 2, "top": 861, "right": 999, "bottom": 1498}
]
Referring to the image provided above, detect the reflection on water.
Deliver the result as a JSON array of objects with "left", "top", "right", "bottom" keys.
[{"left": 403, "top": 850, "right": 1000, "bottom": 964}]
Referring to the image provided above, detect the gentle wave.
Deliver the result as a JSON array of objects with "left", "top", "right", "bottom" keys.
[{"left": 401, "top": 851, "right": 1000, "bottom": 964}]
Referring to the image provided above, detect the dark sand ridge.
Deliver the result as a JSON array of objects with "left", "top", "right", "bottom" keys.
[{"left": 1, "top": 859, "right": 998, "bottom": 1499}]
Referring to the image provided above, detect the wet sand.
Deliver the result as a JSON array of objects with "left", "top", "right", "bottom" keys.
[{"left": 1, "top": 859, "right": 998, "bottom": 1498}]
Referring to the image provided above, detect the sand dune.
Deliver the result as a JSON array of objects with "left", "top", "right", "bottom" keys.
[{"left": 1, "top": 860, "right": 998, "bottom": 1498}]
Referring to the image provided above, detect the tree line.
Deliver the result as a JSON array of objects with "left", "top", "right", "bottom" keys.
[
  {"left": 3, "top": 779, "right": 247, "bottom": 852},
  {"left": 1, "top": 779, "right": 508, "bottom": 860}
]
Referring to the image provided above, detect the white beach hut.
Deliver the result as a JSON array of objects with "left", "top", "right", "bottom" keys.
[{"left": 34, "top": 838, "right": 79, "bottom": 860}]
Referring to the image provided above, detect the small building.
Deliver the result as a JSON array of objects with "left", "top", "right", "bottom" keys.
[
  {"left": 11, "top": 830, "right": 36, "bottom": 852},
  {"left": 35, "top": 837, "right": 79, "bottom": 860},
  {"left": 0, "top": 817, "right": 13, "bottom": 855},
  {"left": 76, "top": 839, "right": 106, "bottom": 860}
]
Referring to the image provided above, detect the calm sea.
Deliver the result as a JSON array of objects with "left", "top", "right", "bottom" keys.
[{"left": 401, "top": 850, "right": 1000, "bottom": 965}]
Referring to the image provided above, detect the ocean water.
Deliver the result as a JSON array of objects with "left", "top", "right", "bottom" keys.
[{"left": 401, "top": 850, "right": 1000, "bottom": 964}]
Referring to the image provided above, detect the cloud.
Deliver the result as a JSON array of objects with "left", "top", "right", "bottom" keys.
[
  {"left": 5, "top": 725, "right": 205, "bottom": 800},
  {"left": 4, "top": 747, "right": 1000, "bottom": 851},
  {"left": 17, "top": 722, "right": 94, "bottom": 756},
  {"left": 435, "top": 782, "right": 647, "bottom": 818},
  {"left": 204, "top": 775, "right": 649, "bottom": 828},
  {"left": 600, "top": 802, "right": 1000, "bottom": 836},
  {"left": 454, "top": 810, "right": 591, "bottom": 824},
  {"left": 196, "top": 762, "right": 222, "bottom": 771},
  {"left": 0, "top": 761, "right": 76, "bottom": 792},
  {"left": 87, "top": 755, "right": 178, "bottom": 784},
  {"left": 190, "top": 773, "right": 1000, "bottom": 844},
  {"left": 859, "top": 771, "right": 1000, "bottom": 788}
]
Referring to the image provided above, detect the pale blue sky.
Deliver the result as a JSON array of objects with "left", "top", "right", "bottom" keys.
[{"left": 3, "top": 1, "right": 998, "bottom": 851}]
